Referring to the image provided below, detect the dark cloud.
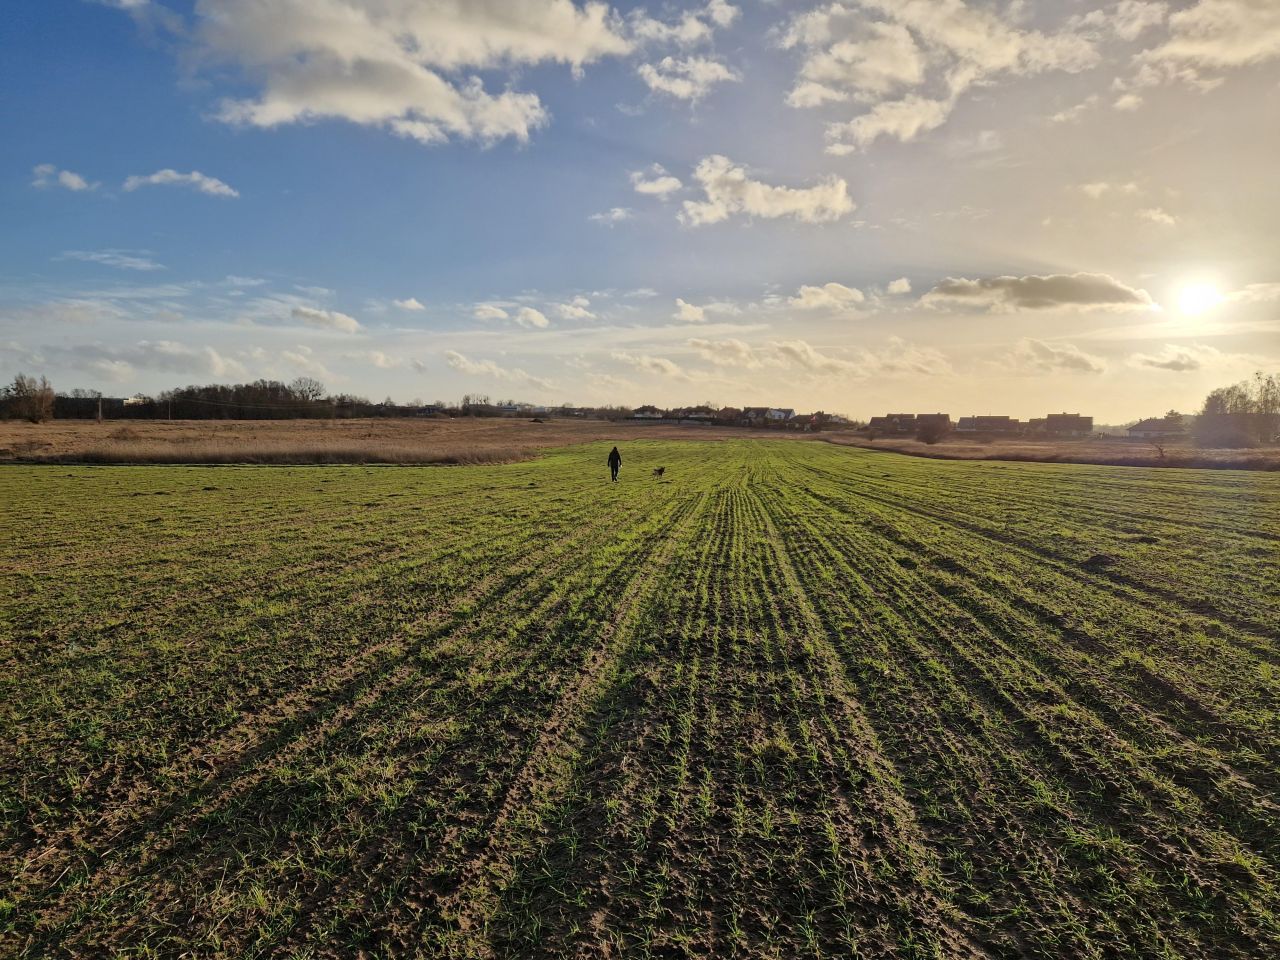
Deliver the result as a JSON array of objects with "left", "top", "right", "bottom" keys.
[{"left": 923, "top": 272, "right": 1154, "bottom": 311}]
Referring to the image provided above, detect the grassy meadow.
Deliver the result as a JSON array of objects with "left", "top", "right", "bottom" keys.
[{"left": 2, "top": 440, "right": 1278, "bottom": 958}]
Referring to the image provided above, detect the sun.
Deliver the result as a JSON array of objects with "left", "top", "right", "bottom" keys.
[{"left": 1177, "top": 282, "right": 1223, "bottom": 315}]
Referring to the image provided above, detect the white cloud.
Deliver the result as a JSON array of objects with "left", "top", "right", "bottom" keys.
[
  {"left": 674, "top": 298, "right": 705, "bottom": 322},
  {"left": 58, "top": 250, "right": 164, "bottom": 271},
  {"left": 32, "top": 164, "right": 97, "bottom": 191},
  {"left": 514, "top": 306, "right": 550, "bottom": 328},
  {"left": 784, "top": 0, "right": 1098, "bottom": 151},
  {"left": 687, "top": 337, "right": 762, "bottom": 368},
  {"left": 444, "top": 349, "right": 553, "bottom": 389},
  {"left": 393, "top": 297, "right": 425, "bottom": 311},
  {"left": 195, "top": 1, "right": 633, "bottom": 146},
  {"left": 789, "top": 282, "right": 865, "bottom": 310},
  {"left": 627, "top": 1, "right": 737, "bottom": 47},
  {"left": 681, "top": 335, "right": 948, "bottom": 379},
  {"left": 281, "top": 344, "right": 333, "bottom": 378},
  {"left": 857, "top": 337, "right": 953, "bottom": 377},
  {"left": 680, "top": 155, "right": 855, "bottom": 226},
  {"left": 637, "top": 56, "right": 739, "bottom": 101},
  {"left": 1137, "top": 206, "right": 1177, "bottom": 225},
  {"left": 772, "top": 338, "right": 860, "bottom": 374},
  {"left": 826, "top": 95, "right": 953, "bottom": 154},
  {"left": 473, "top": 303, "right": 510, "bottom": 321},
  {"left": 782, "top": 19, "right": 925, "bottom": 106},
  {"left": 1227, "top": 282, "right": 1280, "bottom": 303},
  {"left": 1080, "top": 180, "right": 1139, "bottom": 198},
  {"left": 554, "top": 296, "right": 596, "bottom": 320},
  {"left": 1010, "top": 338, "right": 1107, "bottom": 374},
  {"left": 1139, "top": 0, "right": 1280, "bottom": 75},
  {"left": 1126, "top": 342, "right": 1252, "bottom": 372},
  {"left": 123, "top": 169, "right": 239, "bottom": 197},
  {"left": 627, "top": 10, "right": 712, "bottom": 47},
  {"left": 291, "top": 305, "right": 361, "bottom": 333},
  {"left": 922, "top": 272, "right": 1156, "bottom": 311},
  {"left": 611, "top": 350, "right": 689, "bottom": 379},
  {"left": 225, "top": 275, "right": 266, "bottom": 287},
  {"left": 589, "top": 206, "right": 634, "bottom": 224},
  {"left": 705, "top": 0, "right": 739, "bottom": 29},
  {"left": 886, "top": 276, "right": 911, "bottom": 295},
  {"left": 47, "top": 340, "right": 247, "bottom": 381},
  {"left": 78, "top": 283, "right": 192, "bottom": 302},
  {"left": 1049, "top": 94, "right": 1098, "bottom": 123},
  {"left": 353, "top": 349, "right": 402, "bottom": 368},
  {"left": 1072, "top": 1, "right": 1168, "bottom": 42},
  {"left": 631, "top": 164, "right": 683, "bottom": 197},
  {"left": 1, "top": 299, "right": 125, "bottom": 325},
  {"left": 1113, "top": 92, "right": 1144, "bottom": 110}
]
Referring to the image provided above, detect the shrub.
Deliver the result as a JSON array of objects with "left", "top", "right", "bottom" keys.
[{"left": 916, "top": 421, "right": 951, "bottom": 445}]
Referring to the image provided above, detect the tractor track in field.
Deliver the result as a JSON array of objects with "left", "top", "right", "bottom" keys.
[
  {"left": 765, "top": 475, "right": 1280, "bottom": 819},
  {"left": 438, "top": 489, "right": 709, "bottom": 956},
  {"left": 11, "top": 486, "right": 676, "bottom": 955},
  {"left": 258, "top": 490, "right": 702, "bottom": 958},
  {"left": 747, "top": 486, "right": 994, "bottom": 960},
  {"left": 793, "top": 459, "right": 1280, "bottom": 648}
]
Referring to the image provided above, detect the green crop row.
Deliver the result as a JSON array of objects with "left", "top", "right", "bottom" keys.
[{"left": 2, "top": 441, "right": 1276, "bottom": 958}]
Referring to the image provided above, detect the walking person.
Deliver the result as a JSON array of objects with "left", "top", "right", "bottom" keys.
[{"left": 607, "top": 446, "right": 622, "bottom": 482}]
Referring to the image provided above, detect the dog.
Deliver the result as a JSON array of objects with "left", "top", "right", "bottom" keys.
[{"left": 652, "top": 466, "right": 666, "bottom": 479}]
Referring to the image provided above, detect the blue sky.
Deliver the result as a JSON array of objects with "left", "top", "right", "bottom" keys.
[{"left": 3, "top": 0, "right": 1278, "bottom": 420}]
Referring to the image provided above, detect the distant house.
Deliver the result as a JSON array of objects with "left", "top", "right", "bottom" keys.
[
  {"left": 914, "top": 413, "right": 951, "bottom": 430},
  {"left": 956, "top": 415, "right": 1021, "bottom": 435},
  {"left": 767, "top": 407, "right": 794, "bottom": 421},
  {"left": 1128, "top": 416, "right": 1187, "bottom": 439},
  {"left": 1043, "top": 412, "right": 1093, "bottom": 437},
  {"left": 122, "top": 394, "right": 152, "bottom": 407},
  {"left": 867, "top": 413, "right": 915, "bottom": 434},
  {"left": 632, "top": 405, "right": 665, "bottom": 420}
]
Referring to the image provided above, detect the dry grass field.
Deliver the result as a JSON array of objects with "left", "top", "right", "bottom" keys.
[
  {"left": 4, "top": 418, "right": 1278, "bottom": 470},
  {"left": 0, "top": 418, "right": 800, "bottom": 465},
  {"left": 829, "top": 435, "right": 1280, "bottom": 471}
]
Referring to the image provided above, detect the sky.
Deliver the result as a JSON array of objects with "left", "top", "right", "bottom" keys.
[{"left": 2, "top": 0, "right": 1278, "bottom": 422}]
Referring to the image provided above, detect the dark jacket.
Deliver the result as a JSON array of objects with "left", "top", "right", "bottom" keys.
[{"left": 607, "top": 448, "right": 622, "bottom": 467}]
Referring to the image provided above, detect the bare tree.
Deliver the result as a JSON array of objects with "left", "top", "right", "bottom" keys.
[
  {"left": 289, "top": 376, "right": 326, "bottom": 402},
  {"left": 5, "top": 373, "right": 55, "bottom": 423}
]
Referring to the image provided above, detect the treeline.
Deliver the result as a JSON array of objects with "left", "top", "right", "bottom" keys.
[
  {"left": 2, "top": 374, "right": 637, "bottom": 423},
  {"left": 1195, "top": 372, "right": 1279, "bottom": 447}
]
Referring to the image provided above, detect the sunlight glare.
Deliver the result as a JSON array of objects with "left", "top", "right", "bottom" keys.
[{"left": 1177, "top": 282, "right": 1223, "bottom": 315}]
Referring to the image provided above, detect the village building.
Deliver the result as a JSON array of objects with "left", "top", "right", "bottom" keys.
[
  {"left": 1043, "top": 412, "right": 1093, "bottom": 436},
  {"left": 1128, "top": 415, "right": 1188, "bottom": 439}
]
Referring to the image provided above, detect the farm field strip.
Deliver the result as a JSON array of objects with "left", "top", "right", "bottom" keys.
[
  {"left": 5, "top": 467, "right": 706, "bottom": 955},
  {"left": 750, "top": 468, "right": 1278, "bottom": 954},
  {"left": 2, "top": 440, "right": 1277, "bottom": 959},
  {"left": 798, "top": 457, "right": 1280, "bottom": 631},
  {"left": 778, "top": 456, "right": 1280, "bottom": 774}
]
